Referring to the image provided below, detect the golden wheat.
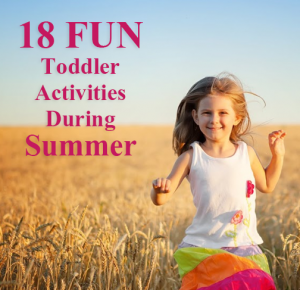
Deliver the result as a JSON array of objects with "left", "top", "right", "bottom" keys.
[{"left": 0, "top": 125, "right": 299, "bottom": 289}]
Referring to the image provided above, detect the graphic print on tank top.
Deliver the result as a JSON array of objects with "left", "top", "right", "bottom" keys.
[{"left": 225, "top": 179, "right": 257, "bottom": 246}]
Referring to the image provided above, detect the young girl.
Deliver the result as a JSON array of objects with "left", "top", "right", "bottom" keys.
[{"left": 150, "top": 72, "right": 286, "bottom": 289}]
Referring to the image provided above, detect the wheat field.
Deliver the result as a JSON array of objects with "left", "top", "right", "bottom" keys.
[{"left": 0, "top": 125, "right": 299, "bottom": 290}]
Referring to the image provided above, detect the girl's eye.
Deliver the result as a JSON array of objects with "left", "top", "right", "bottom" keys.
[{"left": 203, "top": 112, "right": 227, "bottom": 114}]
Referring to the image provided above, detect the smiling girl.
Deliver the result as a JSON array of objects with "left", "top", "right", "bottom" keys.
[{"left": 150, "top": 72, "right": 286, "bottom": 289}]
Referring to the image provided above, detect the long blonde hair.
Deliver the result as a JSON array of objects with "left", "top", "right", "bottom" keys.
[{"left": 172, "top": 72, "right": 265, "bottom": 156}]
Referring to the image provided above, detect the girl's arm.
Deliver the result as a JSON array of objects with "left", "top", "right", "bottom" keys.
[
  {"left": 248, "top": 130, "right": 286, "bottom": 194},
  {"left": 150, "top": 149, "right": 192, "bottom": 206}
]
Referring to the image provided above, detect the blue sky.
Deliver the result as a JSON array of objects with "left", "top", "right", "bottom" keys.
[{"left": 0, "top": 0, "right": 299, "bottom": 126}]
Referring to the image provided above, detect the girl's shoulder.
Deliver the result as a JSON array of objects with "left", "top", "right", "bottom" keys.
[
  {"left": 180, "top": 145, "right": 194, "bottom": 177},
  {"left": 245, "top": 143, "right": 256, "bottom": 165}
]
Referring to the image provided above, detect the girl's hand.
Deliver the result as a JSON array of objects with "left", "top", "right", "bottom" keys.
[
  {"left": 268, "top": 130, "right": 286, "bottom": 157},
  {"left": 152, "top": 178, "right": 171, "bottom": 194}
]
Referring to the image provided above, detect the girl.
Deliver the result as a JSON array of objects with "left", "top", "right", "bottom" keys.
[{"left": 150, "top": 72, "right": 286, "bottom": 289}]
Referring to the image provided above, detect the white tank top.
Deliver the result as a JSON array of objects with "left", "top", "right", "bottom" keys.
[{"left": 183, "top": 140, "right": 264, "bottom": 248}]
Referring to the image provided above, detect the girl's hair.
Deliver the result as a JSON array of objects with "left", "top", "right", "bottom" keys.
[{"left": 172, "top": 72, "right": 265, "bottom": 156}]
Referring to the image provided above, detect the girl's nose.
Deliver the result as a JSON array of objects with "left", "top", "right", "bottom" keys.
[{"left": 210, "top": 113, "right": 220, "bottom": 124}]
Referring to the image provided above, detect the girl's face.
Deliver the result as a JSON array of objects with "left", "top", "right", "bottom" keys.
[{"left": 192, "top": 94, "right": 241, "bottom": 143}]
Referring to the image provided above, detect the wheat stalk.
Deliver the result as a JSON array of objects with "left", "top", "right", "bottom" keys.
[
  {"left": 113, "top": 234, "right": 127, "bottom": 255},
  {"left": 36, "top": 223, "right": 53, "bottom": 232},
  {"left": 79, "top": 205, "right": 88, "bottom": 229},
  {"left": 143, "top": 244, "right": 157, "bottom": 290},
  {"left": 9, "top": 217, "right": 23, "bottom": 249}
]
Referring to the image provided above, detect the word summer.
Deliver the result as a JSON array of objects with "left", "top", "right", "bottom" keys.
[{"left": 26, "top": 135, "right": 137, "bottom": 156}]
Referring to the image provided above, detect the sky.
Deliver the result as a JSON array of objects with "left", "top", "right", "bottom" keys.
[{"left": 0, "top": 0, "right": 299, "bottom": 126}]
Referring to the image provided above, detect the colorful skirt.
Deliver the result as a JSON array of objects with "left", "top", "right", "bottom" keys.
[{"left": 173, "top": 242, "right": 276, "bottom": 290}]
